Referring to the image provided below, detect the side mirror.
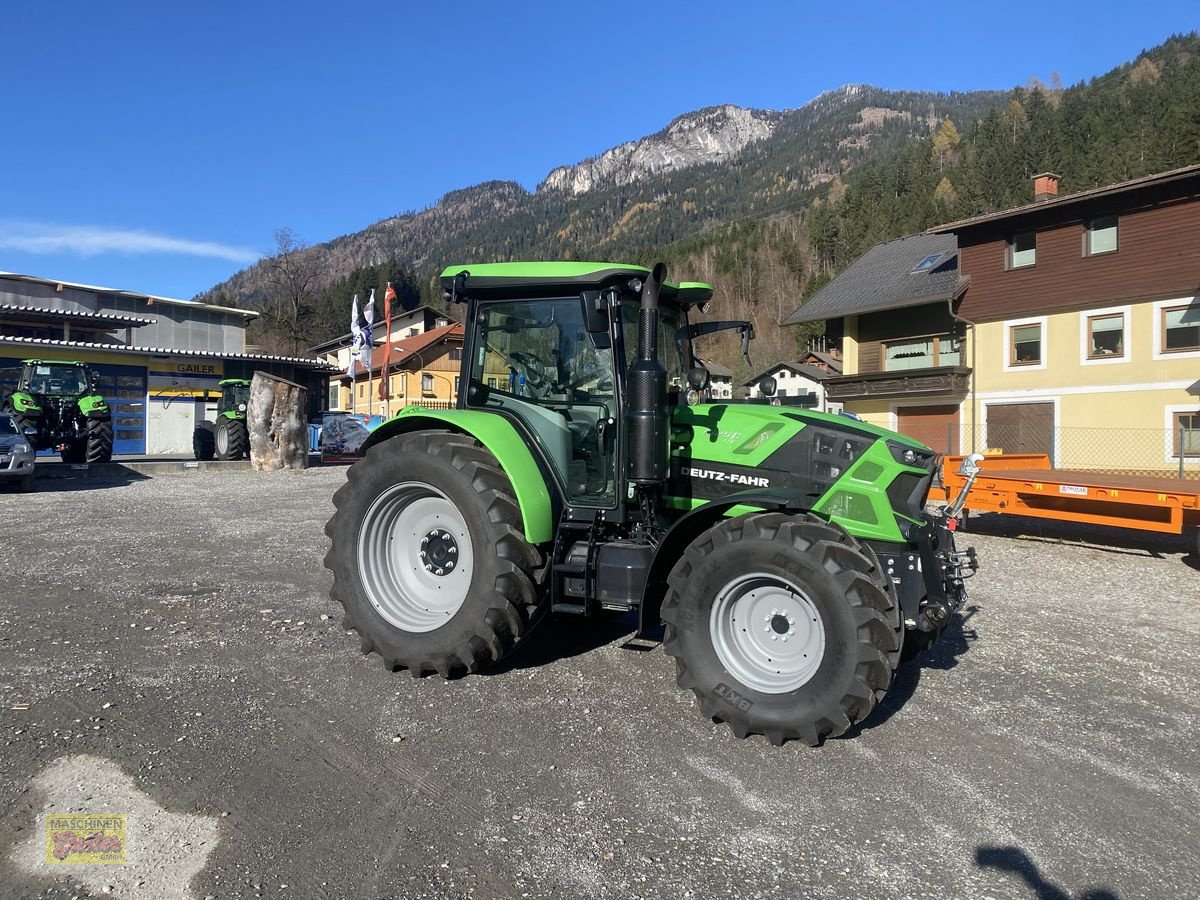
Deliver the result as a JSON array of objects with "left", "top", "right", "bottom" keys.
[
  {"left": 957, "top": 452, "right": 985, "bottom": 476},
  {"left": 579, "top": 291, "right": 608, "bottom": 334},
  {"left": 686, "top": 366, "right": 710, "bottom": 390},
  {"left": 758, "top": 376, "right": 777, "bottom": 398}
]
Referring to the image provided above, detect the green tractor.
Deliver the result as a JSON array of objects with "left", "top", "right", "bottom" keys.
[
  {"left": 193, "top": 378, "right": 251, "bottom": 461},
  {"left": 1, "top": 359, "right": 113, "bottom": 464},
  {"left": 325, "top": 262, "right": 981, "bottom": 746}
]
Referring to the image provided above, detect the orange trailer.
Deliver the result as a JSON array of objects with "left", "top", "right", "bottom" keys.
[{"left": 940, "top": 454, "right": 1200, "bottom": 544}]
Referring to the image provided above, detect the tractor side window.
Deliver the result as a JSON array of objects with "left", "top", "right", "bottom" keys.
[{"left": 469, "top": 297, "right": 618, "bottom": 506}]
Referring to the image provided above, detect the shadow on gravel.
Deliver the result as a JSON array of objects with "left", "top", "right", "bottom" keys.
[
  {"left": 975, "top": 845, "right": 1119, "bottom": 899},
  {"left": 842, "top": 603, "right": 981, "bottom": 739},
  {"left": 24, "top": 471, "right": 151, "bottom": 493},
  {"left": 484, "top": 610, "right": 642, "bottom": 675}
]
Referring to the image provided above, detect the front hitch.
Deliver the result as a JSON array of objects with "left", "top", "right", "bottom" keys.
[{"left": 914, "top": 477, "right": 981, "bottom": 632}]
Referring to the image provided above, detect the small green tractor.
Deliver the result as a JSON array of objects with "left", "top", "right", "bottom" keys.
[
  {"left": 193, "top": 378, "right": 251, "bottom": 461},
  {"left": 1, "top": 359, "right": 113, "bottom": 464},
  {"left": 325, "top": 262, "right": 981, "bottom": 746}
]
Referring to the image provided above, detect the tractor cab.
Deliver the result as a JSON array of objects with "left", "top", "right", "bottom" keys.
[
  {"left": 449, "top": 264, "right": 708, "bottom": 507},
  {"left": 218, "top": 379, "right": 251, "bottom": 418},
  {"left": 17, "top": 360, "right": 95, "bottom": 398}
]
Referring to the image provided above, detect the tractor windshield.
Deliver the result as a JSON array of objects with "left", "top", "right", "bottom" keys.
[
  {"left": 21, "top": 364, "right": 89, "bottom": 396},
  {"left": 222, "top": 382, "right": 250, "bottom": 413}
]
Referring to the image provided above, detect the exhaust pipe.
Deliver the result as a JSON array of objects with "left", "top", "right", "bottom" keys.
[{"left": 626, "top": 262, "right": 668, "bottom": 486}]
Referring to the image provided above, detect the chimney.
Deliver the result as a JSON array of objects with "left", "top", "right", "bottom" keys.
[{"left": 1033, "top": 172, "right": 1060, "bottom": 202}]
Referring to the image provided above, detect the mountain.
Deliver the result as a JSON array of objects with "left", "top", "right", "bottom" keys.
[
  {"left": 206, "top": 31, "right": 1200, "bottom": 373},
  {"left": 540, "top": 105, "right": 782, "bottom": 194},
  {"left": 201, "top": 84, "right": 1004, "bottom": 307}
]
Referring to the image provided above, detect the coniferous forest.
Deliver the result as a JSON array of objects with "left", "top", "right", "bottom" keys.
[{"left": 210, "top": 33, "right": 1200, "bottom": 382}]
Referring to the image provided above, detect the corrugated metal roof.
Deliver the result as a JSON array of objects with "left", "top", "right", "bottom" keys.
[
  {"left": 0, "top": 271, "right": 258, "bottom": 318},
  {"left": 0, "top": 334, "right": 335, "bottom": 370},
  {"left": 0, "top": 303, "right": 156, "bottom": 326},
  {"left": 783, "top": 233, "right": 963, "bottom": 324}
]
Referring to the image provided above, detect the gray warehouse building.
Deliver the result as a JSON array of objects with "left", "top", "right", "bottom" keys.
[{"left": 0, "top": 271, "right": 334, "bottom": 455}]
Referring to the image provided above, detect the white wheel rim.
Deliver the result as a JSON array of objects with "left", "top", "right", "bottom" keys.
[
  {"left": 216, "top": 426, "right": 228, "bottom": 455},
  {"left": 709, "top": 573, "right": 826, "bottom": 694},
  {"left": 356, "top": 482, "right": 473, "bottom": 633}
]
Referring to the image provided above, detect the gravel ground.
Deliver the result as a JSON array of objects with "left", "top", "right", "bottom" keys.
[{"left": 0, "top": 468, "right": 1197, "bottom": 900}]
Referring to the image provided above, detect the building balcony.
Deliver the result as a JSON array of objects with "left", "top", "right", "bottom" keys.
[{"left": 824, "top": 366, "right": 971, "bottom": 401}]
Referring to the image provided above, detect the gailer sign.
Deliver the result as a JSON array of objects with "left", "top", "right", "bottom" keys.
[{"left": 149, "top": 358, "right": 224, "bottom": 378}]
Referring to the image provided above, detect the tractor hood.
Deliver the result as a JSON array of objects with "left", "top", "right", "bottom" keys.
[{"left": 666, "top": 403, "right": 937, "bottom": 543}]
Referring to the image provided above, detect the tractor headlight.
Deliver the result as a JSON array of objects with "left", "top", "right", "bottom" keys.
[
  {"left": 888, "top": 440, "right": 933, "bottom": 470},
  {"left": 238, "top": 403, "right": 247, "bottom": 412}
]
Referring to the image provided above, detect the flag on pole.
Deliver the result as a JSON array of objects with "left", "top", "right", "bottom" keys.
[
  {"left": 347, "top": 293, "right": 362, "bottom": 379},
  {"left": 361, "top": 288, "right": 376, "bottom": 373},
  {"left": 379, "top": 282, "right": 395, "bottom": 401}
]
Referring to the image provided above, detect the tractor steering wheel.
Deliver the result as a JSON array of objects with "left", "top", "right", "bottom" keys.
[{"left": 507, "top": 351, "right": 550, "bottom": 397}]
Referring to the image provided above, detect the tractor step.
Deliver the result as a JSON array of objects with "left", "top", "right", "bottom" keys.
[
  {"left": 551, "top": 601, "right": 590, "bottom": 615},
  {"left": 549, "top": 512, "right": 601, "bottom": 616}
]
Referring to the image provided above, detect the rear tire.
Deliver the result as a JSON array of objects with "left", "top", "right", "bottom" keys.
[
  {"left": 215, "top": 417, "right": 248, "bottom": 460},
  {"left": 324, "top": 430, "right": 544, "bottom": 677},
  {"left": 85, "top": 417, "right": 113, "bottom": 464},
  {"left": 193, "top": 425, "right": 216, "bottom": 461},
  {"left": 661, "top": 512, "right": 900, "bottom": 746}
]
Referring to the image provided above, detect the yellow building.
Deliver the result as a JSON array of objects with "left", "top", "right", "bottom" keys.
[{"left": 340, "top": 322, "right": 509, "bottom": 416}]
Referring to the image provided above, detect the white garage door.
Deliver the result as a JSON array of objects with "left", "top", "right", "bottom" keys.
[{"left": 146, "top": 397, "right": 196, "bottom": 455}]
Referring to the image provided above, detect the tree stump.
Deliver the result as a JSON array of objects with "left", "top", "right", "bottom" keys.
[{"left": 248, "top": 371, "right": 309, "bottom": 470}]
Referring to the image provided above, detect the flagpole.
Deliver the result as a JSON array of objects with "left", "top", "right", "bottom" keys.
[
  {"left": 365, "top": 288, "right": 376, "bottom": 420},
  {"left": 349, "top": 292, "right": 361, "bottom": 415},
  {"left": 383, "top": 282, "right": 395, "bottom": 418}
]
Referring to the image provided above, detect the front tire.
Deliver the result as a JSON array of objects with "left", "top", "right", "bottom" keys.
[
  {"left": 324, "top": 430, "right": 544, "bottom": 677},
  {"left": 661, "top": 512, "right": 900, "bottom": 746},
  {"left": 85, "top": 417, "right": 113, "bottom": 464},
  {"left": 215, "top": 417, "right": 248, "bottom": 460}
]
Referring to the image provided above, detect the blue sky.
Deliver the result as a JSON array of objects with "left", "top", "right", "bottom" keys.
[{"left": 1, "top": 1, "right": 1195, "bottom": 299}]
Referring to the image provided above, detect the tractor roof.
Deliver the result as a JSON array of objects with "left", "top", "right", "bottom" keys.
[
  {"left": 22, "top": 358, "right": 85, "bottom": 366},
  {"left": 439, "top": 262, "right": 714, "bottom": 308},
  {"left": 219, "top": 378, "right": 251, "bottom": 386}
]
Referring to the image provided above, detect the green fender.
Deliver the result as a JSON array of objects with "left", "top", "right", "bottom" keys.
[
  {"left": 9, "top": 391, "right": 42, "bottom": 415},
  {"left": 78, "top": 394, "right": 109, "bottom": 416},
  {"left": 361, "top": 407, "right": 554, "bottom": 545}
]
